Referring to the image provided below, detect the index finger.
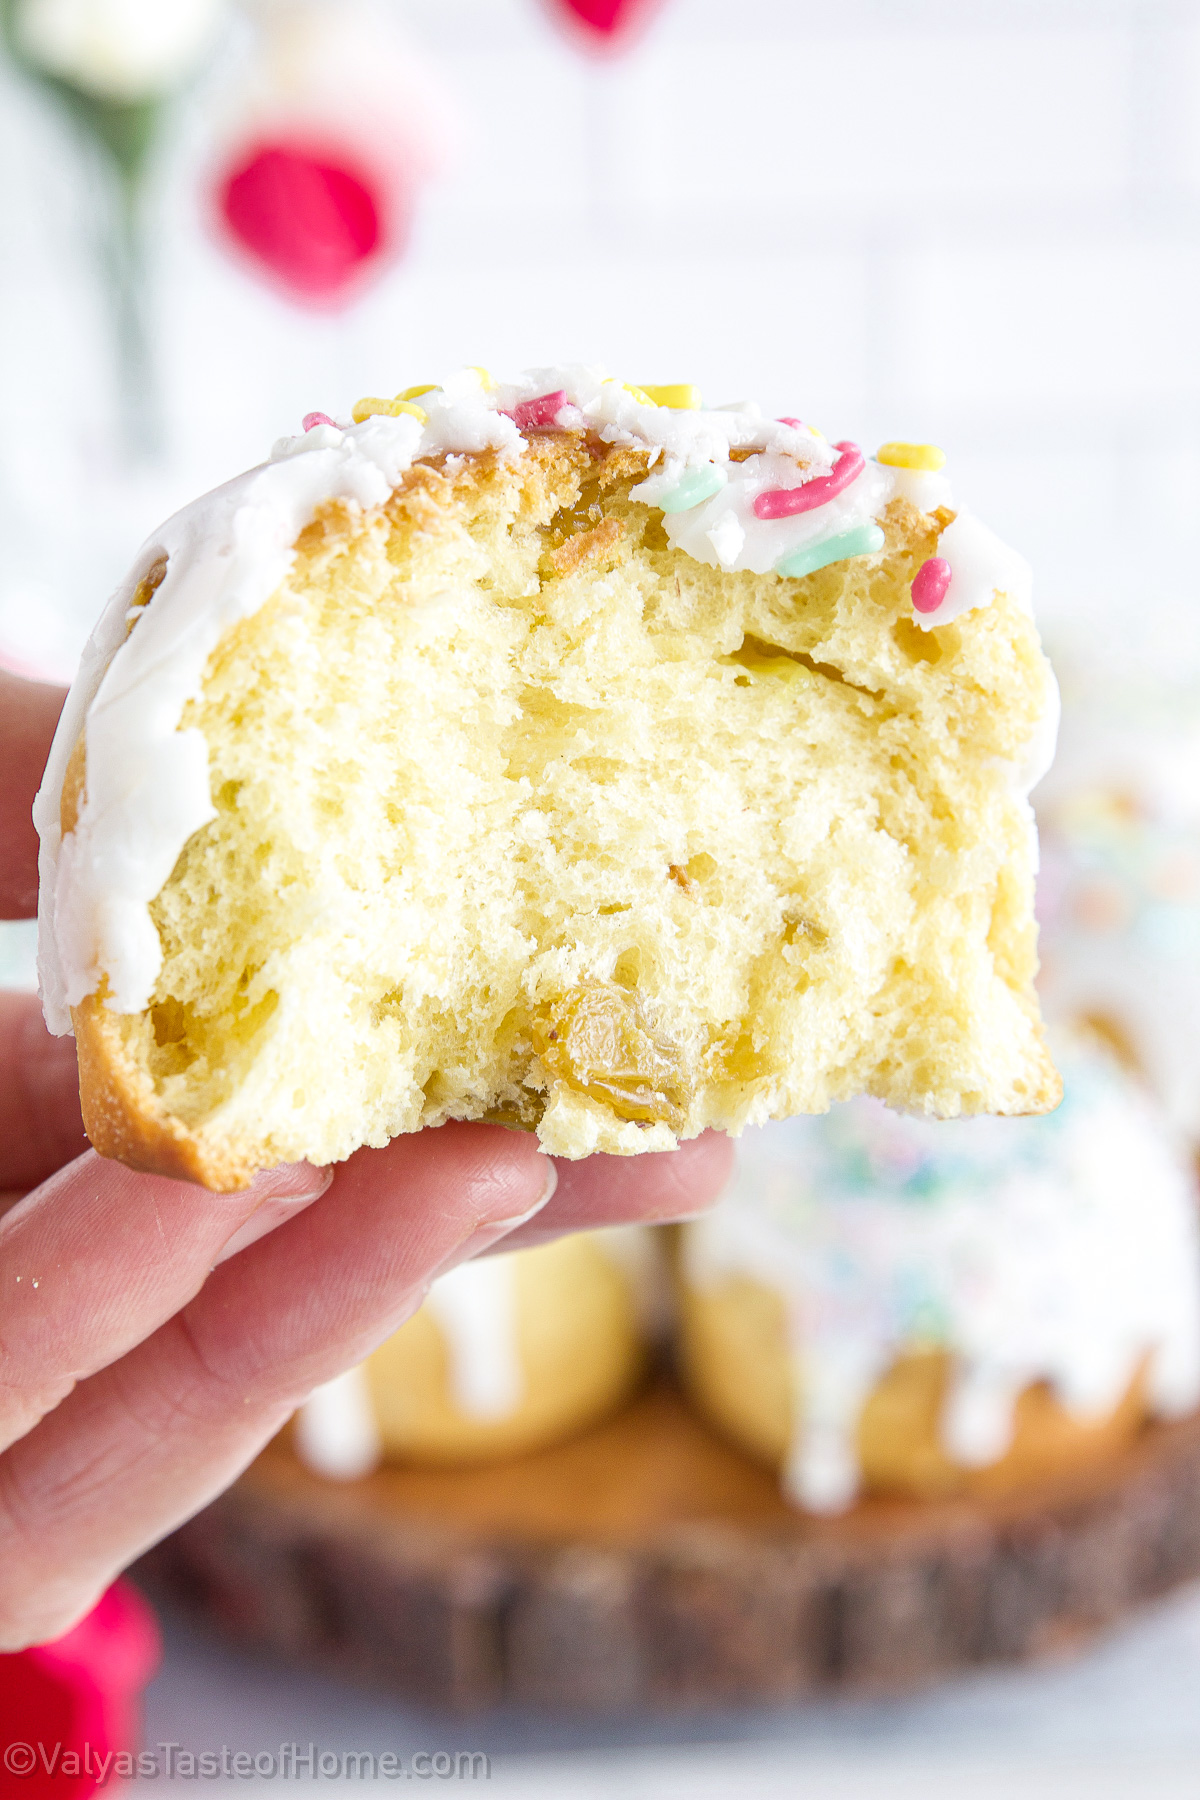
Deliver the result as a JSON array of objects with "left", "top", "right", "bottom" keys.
[{"left": 0, "top": 670, "right": 67, "bottom": 918}]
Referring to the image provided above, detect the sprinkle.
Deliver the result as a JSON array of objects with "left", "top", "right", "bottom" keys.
[
  {"left": 877, "top": 441, "right": 946, "bottom": 472},
  {"left": 775, "top": 523, "right": 885, "bottom": 580},
  {"left": 302, "top": 411, "right": 336, "bottom": 431},
  {"left": 510, "top": 390, "right": 569, "bottom": 430},
  {"left": 351, "top": 396, "right": 428, "bottom": 424},
  {"left": 398, "top": 384, "right": 438, "bottom": 401},
  {"left": 466, "top": 366, "right": 494, "bottom": 390},
  {"left": 638, "top": 384, "right": 702, "bottom": 410},
  {"left": 656, "top": 465, "right": 728, "bottom": 513},
  {"left": 755, "top": 441, "right": 864, "bottom": 520},
  {"left": 621, "top": 382, "right": 655, "bottom": 405},
  {"left": 911, "top": 556, "right": 952, "bottom": 614}
]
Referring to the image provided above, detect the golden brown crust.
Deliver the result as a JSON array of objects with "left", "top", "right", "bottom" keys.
[
  {"left": 72, "top": 993, "right": 256, "bottom": 1190},
  {"left": 63, "top": 731, "right": 256, "bottom": 1190},
  {"left": 544, "top": 517, "right": 626, "bottom": 578}
]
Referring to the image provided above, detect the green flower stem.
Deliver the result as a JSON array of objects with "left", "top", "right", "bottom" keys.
[
  {"left": 58, "top": 86, "right": 163, "bottom": 461},
  {"left": 3, "top": 6, "right": 164, "bottom": 460}
]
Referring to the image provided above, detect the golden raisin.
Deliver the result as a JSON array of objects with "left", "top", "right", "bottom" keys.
[{"left": 533, "top": 982, "right": 690, "bottom": 1130}]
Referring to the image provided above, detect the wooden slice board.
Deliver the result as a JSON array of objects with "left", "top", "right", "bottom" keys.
[{"left": 139, "top": 1376, "right": 1200, "bottom": 1713}]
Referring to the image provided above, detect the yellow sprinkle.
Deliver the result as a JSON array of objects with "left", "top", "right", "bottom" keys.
[
  {"left": 352, "top": 396, "right": 428, "bottom": 424},
  {"left": 638, "top": 383, "right": 702, "bottom": 411},
  {"left": 398, "top": 384, "right": 438, "bottom": 401},
  {"left": 877, "top": 441, "right": 946, "bottom": 472},
  {"left": 465, "top": 366, "right": 494, "bottom": 390},
  {"left": 621, "top": 381, "right": 655, "bottom": 406}
]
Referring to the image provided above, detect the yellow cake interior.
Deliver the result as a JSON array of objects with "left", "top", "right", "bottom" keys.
[{"left": 78, "top": 434, "right": 1057, "bottom": 1183}]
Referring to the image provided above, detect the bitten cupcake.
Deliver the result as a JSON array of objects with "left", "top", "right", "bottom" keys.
[
  {"left": 35, "top": 365, "right": 1058, "bottom": 1187},
  {"left": 678, "top": 1041, "right": 1200, "bottom": 1511}
]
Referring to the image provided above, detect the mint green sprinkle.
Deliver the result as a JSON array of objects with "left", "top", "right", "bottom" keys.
[
  {"left": 775, "top": 522, "right": 885, "bottom": 579},
  {"left": 657, "top": 464, "right": 727, "bottom": 513}
]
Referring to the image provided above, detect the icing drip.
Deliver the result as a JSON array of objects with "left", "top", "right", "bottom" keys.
[
  {"left": 34, "top": 363, "right": 1036, "bottom": 1033},
  {"left": 424, "top": 1226, "right": 659, "bottom": 1414},
  {"left": 787, "top": 1338, "right": 890, "bottom": 1513},
  {"left": 685, "top": 1042, "right": 1200, "bottom": 1513},
  {"left": 294, "top": 1365, "right": 383, "bottom": 1480},
  {"left": 425, "top": 1254, "right": 523, "bottom": 1419}
]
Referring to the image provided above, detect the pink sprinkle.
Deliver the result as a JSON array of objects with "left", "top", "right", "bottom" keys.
[
  {"left": 303, "top": 411, "right": 336, "bottom": 431},
  {"left": 911, "top": 556, "right": 952, "bottom": 615},
  {"left": 777, "top": 416, "right": 805, "bottom": 429},
  {"left": 753, "top": 441, "right": 864, "bottom": 520},
  {"left": 509, "top": 389, "right": 569, "bottom": 431}
]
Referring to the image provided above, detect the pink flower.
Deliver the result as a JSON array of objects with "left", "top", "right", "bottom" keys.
[
  {"left": 210, "top": 0, "right": 461, "bottom": 308},
  {"left": 541, "top": 0, "right": 665, "bottom": 54}
]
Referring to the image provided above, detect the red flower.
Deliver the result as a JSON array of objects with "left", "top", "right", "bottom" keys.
[
  {"left": 0, "top": 1583, "right": 161, "bottom": 1800},
  {"left": 220, "top": 141, "right": 387, "bottom": 304},
  {"left": 210, "top": 1, "right": 460, "bottom": 309},
  {"left": 542, "top": 0, "right": 665, "bottom": 53}
]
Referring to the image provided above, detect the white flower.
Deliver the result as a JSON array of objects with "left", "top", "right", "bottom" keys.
[{"left": 14, "top": 0, "right": 228, "bottom": 102}]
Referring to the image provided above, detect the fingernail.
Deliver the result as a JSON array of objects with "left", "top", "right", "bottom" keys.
[
  {"left": 215, "top": 1163, "right": 334, "bottom": 1265},
  {"left": 432, "top": 1156, "right": 558, "bottom": 1277}
]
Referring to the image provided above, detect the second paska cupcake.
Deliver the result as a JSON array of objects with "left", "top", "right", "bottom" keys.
[
  {"left": 678, "top": 1042, "right": 1200, "bottom": 1511},
  {"left": 294, "top": 1226, "right": 659, "bottom": 1473}
]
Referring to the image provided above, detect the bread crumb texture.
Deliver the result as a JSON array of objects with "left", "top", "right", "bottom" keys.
[{"left": 80, "top": 436, "right": 1059, "bottom": 1186}]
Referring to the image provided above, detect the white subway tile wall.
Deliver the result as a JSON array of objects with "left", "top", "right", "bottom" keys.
[{"left": 1, "top": 0, "right": 1198, "bottom": 672}]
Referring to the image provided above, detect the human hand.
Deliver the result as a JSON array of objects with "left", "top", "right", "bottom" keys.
[{"left": 0, "top": 670, "right": 733, "bottom": 1650}]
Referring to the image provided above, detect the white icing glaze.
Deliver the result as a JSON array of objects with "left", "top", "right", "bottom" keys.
[
  {"left": 919, "top": 512, "right": 1033, "bottom": 632},
  {"left": 887, "top": 467, "right": 955, "bottom": 513},
  {"left": 684, "top": 1041, "right": 1200, "bottom": 1512},
  {"left": 294, "top": 1365, "right": 383, "bottom": 1480},
  {"left": 34, "top": 365, "right": 1035, "bottom": 1033},
  {"left": 425, "top": 1254, "right": 523, "bottom": 1420},
  {"left": 657, "top": 455, "right": 896, "bottom": 577},
  {"left": 34, "top": 415, "right": 427, "bottom": 1032}
]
